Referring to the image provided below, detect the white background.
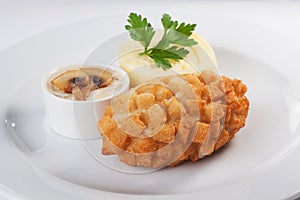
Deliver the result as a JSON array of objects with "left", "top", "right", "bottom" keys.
[{"left": 0, "top": 0, "right": 300, "bottom": 51}]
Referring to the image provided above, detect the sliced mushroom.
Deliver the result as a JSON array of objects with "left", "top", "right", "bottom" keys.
[
  {"left": 72, "top": 86, "right": 87, "bottom": 101},
  {"left": 51, "top": 67, "right": 114, "bottom": 101},
  {"left": 80, "top": 68, "right": 113, "bottom": 90},
  {"left": 51, "top": 70, "right": 90, "bottom": 93}
]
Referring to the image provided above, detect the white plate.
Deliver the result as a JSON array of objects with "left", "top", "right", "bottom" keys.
[{"left": 1, "top": 13, "right": 300, "bottom": 200}]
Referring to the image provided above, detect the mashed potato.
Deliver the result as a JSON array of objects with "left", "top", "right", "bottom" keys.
[{"left": 119, "top": 32, "right": 218, "bottom": 87}]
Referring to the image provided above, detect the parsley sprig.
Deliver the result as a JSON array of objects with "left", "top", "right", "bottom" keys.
[{"left": 125, "top": 13, "right": 198, "bottom": 70}]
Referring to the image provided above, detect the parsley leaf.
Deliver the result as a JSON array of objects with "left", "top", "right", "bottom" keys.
[
  {"left": 149, "top": 47, "right": 189, "bottom": 70},
  {"left": 161, "top": 13, "right": 175, "bottom": 30},
  {"left": 158, "top": 14, "right": 197, "bottom": 48},
  {"left": 125, "top": 13, "right": 155, "bottom": 51},
  {"left": 153, "top": 57, "right": 172, "bottom": 70},
  {"left": 125, "top": 13, "right": 198, "bottom": 70}
]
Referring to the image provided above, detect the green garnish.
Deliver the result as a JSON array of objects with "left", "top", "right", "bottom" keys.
[{"left": 125, "top": 13, "right": 198, "bottom": 70}]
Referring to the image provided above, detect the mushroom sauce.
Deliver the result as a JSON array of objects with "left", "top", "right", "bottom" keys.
[{"left": 47, "top": 67, "right": 123, "bottom": 101}]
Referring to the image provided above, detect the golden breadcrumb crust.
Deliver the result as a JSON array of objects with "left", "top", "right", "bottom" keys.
[{"left": 98, "top": 71, "right": 249, "bottom": 168}]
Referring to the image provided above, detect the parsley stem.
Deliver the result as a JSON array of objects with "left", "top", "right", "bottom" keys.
[{"left": 139, "top": 49, "right": 151, "bottom": 56}]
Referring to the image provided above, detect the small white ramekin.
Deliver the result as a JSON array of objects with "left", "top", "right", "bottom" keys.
[{"left": 42, "top": 65, "right": 129, "bottom": 139}]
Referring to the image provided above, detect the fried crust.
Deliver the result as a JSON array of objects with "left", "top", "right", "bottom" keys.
[{"left": 98, "top": 71, "right": 249, "bottom": 168}]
